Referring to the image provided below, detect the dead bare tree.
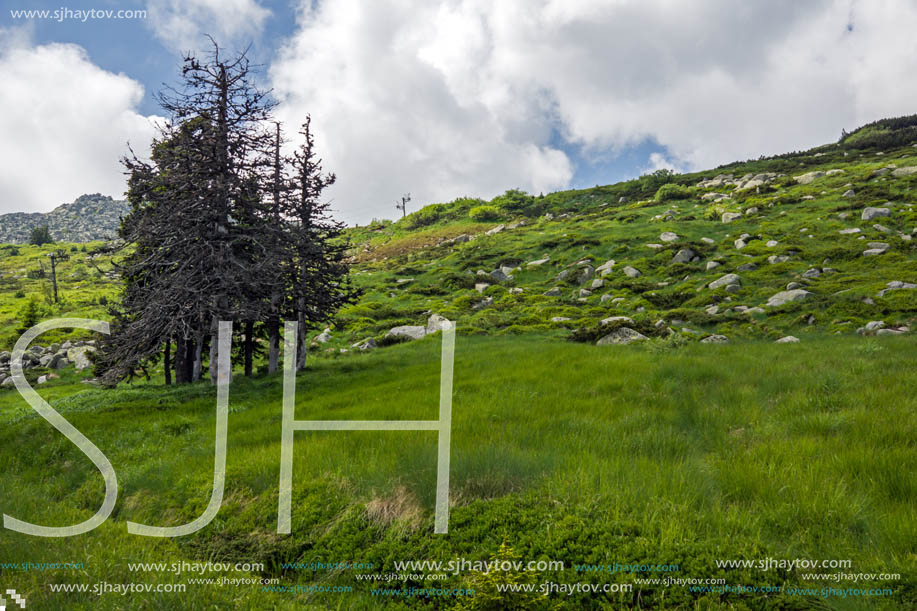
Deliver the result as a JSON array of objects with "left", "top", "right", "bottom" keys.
[
  {"left": 96, "top": 41, "right": 277, "bottom": 384},
  {"left": 95, "top": 41, "right": 358, "bottom": 385}
]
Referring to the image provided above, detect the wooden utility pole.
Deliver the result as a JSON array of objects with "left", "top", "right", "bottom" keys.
[
  {"left": 395, "top": 193, "right": 411, "bottom": 218},
  {"left": 47, "top": 250, "right": 69, "bottom": 303}
]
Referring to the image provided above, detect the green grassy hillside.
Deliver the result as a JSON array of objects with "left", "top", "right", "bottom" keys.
[
  {"left": 2, "top": 120, "right": 916, "bottom": 351},
  {"left": 0, "top": 242, "right": 118, "bottom": 349},
  {"left": 1, "top": 116, "right": 916, "bottom": 609},
  {"left": 330, "top": 145, "right": 917, "bottom": 352}
]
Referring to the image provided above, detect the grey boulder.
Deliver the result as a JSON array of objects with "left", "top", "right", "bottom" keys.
[
  {"left": 672, "top": 248, "right": 696, "bottom": 263},
  {"left": 891, "top": 166, "right": 917, "bottom": 177},
  {"left": 386, "top": 326, "right": 427, "bottom": 341},
  {"left": 861, "top": 207, "right": 890, "bottom": 221},
  {"left": 353, "top": 338, "right": 377, "bottom": 350},
  {"left": 709, "top": 273, "right": 740, "bottom": 290},
  {"left": 67, "top": 346, "right": 96, "bottom": 370},
  {"left": 596, "top": 260, "right": 616, "bottom": 276},
  {"left": 426, "top": 314, "right": 450, "bottom": 334},
  {"left": 596, "top": 327, "right": 648, "bottom": 345},
  {"left": 700, "top": 334, "right": 728, "bottom": 343},
  {"left": 766, "top": 289, "right": 812, "bottom": 307}
]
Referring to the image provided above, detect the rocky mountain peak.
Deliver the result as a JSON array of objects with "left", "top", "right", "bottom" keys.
[{"left": 0, "top": 194, "right": 128, "bottom": 244}]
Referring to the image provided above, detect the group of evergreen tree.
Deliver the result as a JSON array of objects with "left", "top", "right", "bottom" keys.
[
  {"left": 29, "top": 225, "right": 53, "bottom": 246},
  {"left": 95, "top": 42, "right": 358, "bottom": 385}
]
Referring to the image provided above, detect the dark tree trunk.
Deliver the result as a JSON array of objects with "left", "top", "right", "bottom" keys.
[
  {"left": 176, "top": 335, "right": 195, "bottom": 384},
  {"left": 244, "top": 320, "right": 254, "bottom": 376},
  {"left": 175, "top": 335, "right": 188, "bottom": 384},
  {"left": 193, "top": 334, "right": 204, "bottom": 383},
  {"left": 186, "top": 338, "right": 195, "bottom": 383},
  {"left": 296, "top": 310, "right": 307, "bottom": 371},
  {"left": 163, "top": 339, "right": 172, "bottom": 385},
  {"left": 209, "top": 317, "right": 221, "bottom": 385},
  {"left": 268, "top": 314, "right": 280, "bottom": 374}
]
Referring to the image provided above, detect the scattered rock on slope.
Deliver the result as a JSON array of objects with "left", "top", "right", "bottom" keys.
[
  {"left": 596, "top": 328, "right": 648, "bottom": 345},
  {"left": 766, "top": 289, "right": 812, "bottom": 307},
  {"left": 708, "top": 274, "right": 740, "bottom": 290},
  {"left": 877, "top": 281, "right": 917, "bottom": 297},
  {"left": 672, "top": 248, "right": 696, "bottom": 263},
  {"left": 426, "top": 314, "right": 450, "bottom": 334},
  {"left": 386, "top": 326, "right": 426, "bottom": 341},
  {"left": 891, "top": 166, "right": 917, "bottom": 177},
  {"left": 600, "top": 316, "right": 634, "bottom": 325},
  {"left": 596, "top": 260, "right": 615, "bottom": 276},
  {"left": 794, "top": 171, "right": 825, "bottom": 184},
  {"left": 68, "top": 347, "right": 96, "bottom": 370},
  {"left": 861, "top": 207, "right": 890, "bottom": 221}
]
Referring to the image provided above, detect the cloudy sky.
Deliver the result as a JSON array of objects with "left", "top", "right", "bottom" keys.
[{"left": 2, "top": 0, "right": 917, "bottom": 224}]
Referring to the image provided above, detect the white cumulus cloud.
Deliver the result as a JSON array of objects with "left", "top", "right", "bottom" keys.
[
  {"left": 0, "top": 34, "right": 160, "bottom": 214},
  {"left": 146, "top": 0, "right": 271, "bottom": 52},
  {"left": 270, "top": 0, "right": 917, "bottom": 224},
  {"left": 269, "top": 0, "right": 575, "bottom": 224},
  {"left": 642, "top": 152, "right": 685, "bottom": 175}
]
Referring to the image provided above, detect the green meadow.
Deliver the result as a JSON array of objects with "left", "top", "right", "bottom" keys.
[{"left": 1, "top": 334, "right": 915, "bottom": 609}]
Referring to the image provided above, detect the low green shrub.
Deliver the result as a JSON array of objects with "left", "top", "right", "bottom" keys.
[
  {"left": 402, "top": 204, "right": 447, "bottom": 229},
  {"left": 655, "top": 183, "right": 693, "bottom": 202},
  {"left": 491, "top": 189, "right": 543, "bottom": 217},
  {"left": 469, "top": 205, "right": 502, "bottom": 222},
  {"left": 440, "top": 272, "right": 477, "bottom": 291},
  {"left": 374, "top": 333, "right": 411, "bottom": 347}
]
